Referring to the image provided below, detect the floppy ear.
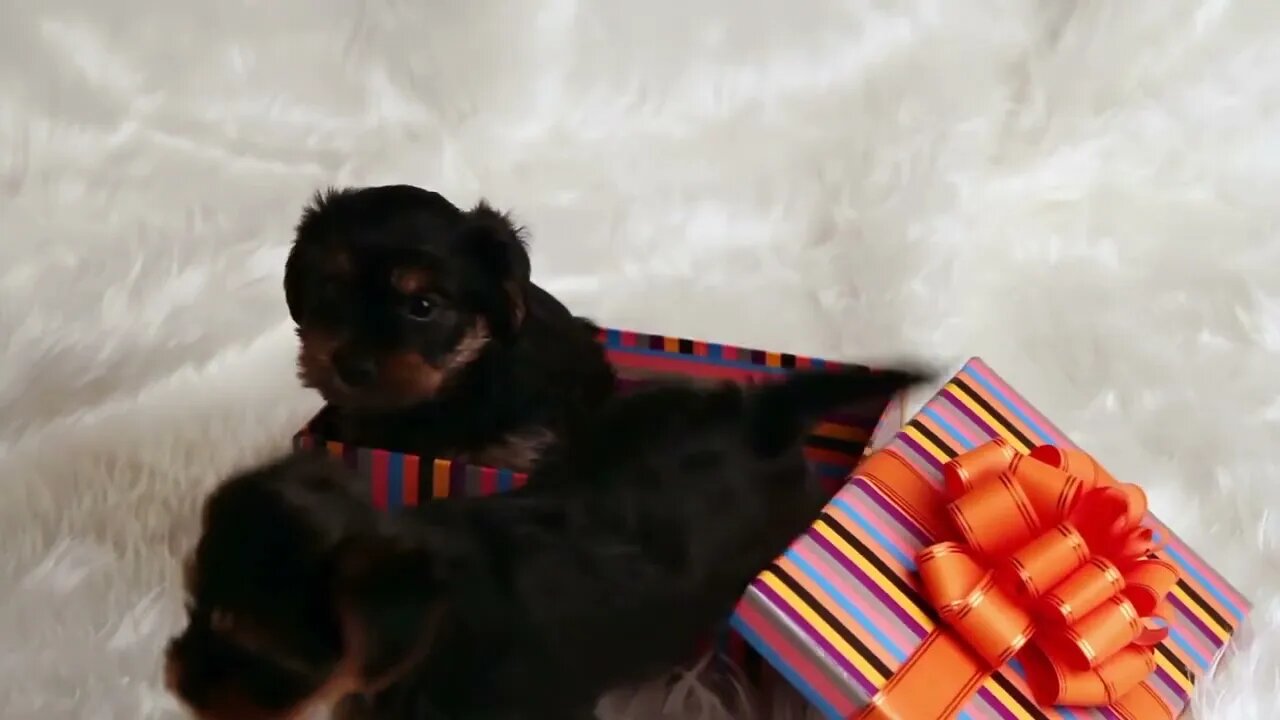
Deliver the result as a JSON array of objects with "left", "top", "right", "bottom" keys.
[
  {"left": 332, "top": 536, "right": 451, "bottom": 692},
  {"left": 458, "top": 201, "right": 532, "bottom": 335}
]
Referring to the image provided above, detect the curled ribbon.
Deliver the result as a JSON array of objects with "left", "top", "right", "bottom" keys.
[{"left": 858, "top": 440, "right": 1180, "bottom": 720}]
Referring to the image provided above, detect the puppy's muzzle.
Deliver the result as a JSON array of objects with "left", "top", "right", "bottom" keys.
[{"left": 332, "top": 348, "right": 377, "bottom": 388}]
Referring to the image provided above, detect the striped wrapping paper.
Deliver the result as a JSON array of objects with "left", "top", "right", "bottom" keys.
[
  {"left": 293, "top": 327, "right": 904, "bottom": 670},
  {"left": 731, "top": 357, "right": 1250, "bottom": 720},
  {"left": 293, "top": 328, "right": 899, "bottom": 506}
]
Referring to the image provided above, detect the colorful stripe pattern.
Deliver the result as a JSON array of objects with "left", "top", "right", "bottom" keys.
[
  {"left": 733, "top": 357, "right": 1249, "bottom": 719},
  {"left": 291, "top": 328, "right": 900, "bottom": 670},
  {"left": 292, "top": 328, "right": 896, "bottom": 506}
]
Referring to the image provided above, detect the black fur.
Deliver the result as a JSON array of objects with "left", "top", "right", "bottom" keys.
[
  {"left": 285, "top": 184, "right": 616, "bottom": 470},
  {"left": 165, "top": 366, "right": 931, "bottom": 720}
]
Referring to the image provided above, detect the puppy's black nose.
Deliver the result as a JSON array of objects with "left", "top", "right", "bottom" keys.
[{"left": 332, "top": 348, "right": 377, "bottom": 387}]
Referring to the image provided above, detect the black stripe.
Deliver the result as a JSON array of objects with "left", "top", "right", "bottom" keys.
[
  {"left": 781, "top": 353, "right": 797, "bottom": 369},
  {"left": 957, "top": 378, "right": 1237, "bottom": 640},
  {"left": 677, "top": 337, "right": 694, "bottom": 355},
  {"left": 951, "top": 377, "right": 1036, "bottom": 450},
  {"left": 815, "top": 515, "right": 926, "bottom": 612},
  {"left": 1155, "top": 642, "right": 1195, "bottom": 684},
  {"left": 805, "top": 519, "right": 1053, "bottom": 718},
  {"left": 953, "top": 379, "right": 1237, "bottom": 654},
  {"left": 906, "top": 419, "right": 960, "bottom": 460},
  {"left": 1175, "top": 579, "right": 1234, "bottom": 636},
  {"left": 990, "top": 671, "right": 1051, "bottom": 720},
  {"left": 768, "top": 563, "right": 895, "bottom": 680}
]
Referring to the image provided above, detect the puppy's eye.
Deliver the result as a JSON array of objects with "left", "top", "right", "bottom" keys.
[{"left": 405, "top": 297, "right": 435, "bottom": 321}]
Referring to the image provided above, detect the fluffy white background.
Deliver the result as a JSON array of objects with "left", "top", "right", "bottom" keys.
[{"left": 1, "top": 1, "right": 1277, "bottom": 718}]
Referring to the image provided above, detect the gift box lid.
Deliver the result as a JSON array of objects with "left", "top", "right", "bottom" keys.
[{"left": 732, "top": 357, "right": 1250, "bottom": 720}]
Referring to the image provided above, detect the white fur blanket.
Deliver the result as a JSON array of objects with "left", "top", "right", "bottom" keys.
[{"left": 1, "top": 2, "right": 1276, "bottom": 718}]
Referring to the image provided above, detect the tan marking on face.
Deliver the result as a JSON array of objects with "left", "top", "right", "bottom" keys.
[
  {"left": 379, "top": 320, "right": 490, "bottom": 403},
  {"left": 390, "top": 266, "right": 431, "bottom": 296},
  {"left": 460, "top": 427, "right": 557, "bottom": 473},
  {"left": 296, "top": 327, "right": 341, "bottom": 393}
]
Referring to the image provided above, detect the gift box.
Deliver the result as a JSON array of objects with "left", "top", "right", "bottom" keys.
[
  {"left": 293, "top": 327, "right": 905, "bottom": 668},
  {"left": 731, "top": 357, "right": 1250, "bottom": 719}
]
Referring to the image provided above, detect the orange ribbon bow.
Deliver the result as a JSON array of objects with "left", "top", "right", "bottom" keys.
[{"left": 858, "top": 440, "right": 1180, "bottom": 720}]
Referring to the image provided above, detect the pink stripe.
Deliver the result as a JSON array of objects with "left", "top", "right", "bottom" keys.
[
  {"left": 608, "top": 352, "right": 771, "bottom": 381},
  {"left": 1149, "top": 515, "right": 1249, "bottom": 612},
  {"left": 370, "top": 450, "right": 389, "bottom": 511},
  {"left": 827, "top": 500, "right": 919, "bottom": 579},
  {"left": 791, "top": 543, "right": 919, "bottom": 653},
  {"left": 964, "top": 359, "right": 1072, "bottom": 446},
  {"left": 735, "top": 595, "right": 860, "bottom": 717},
  {"left": 926, "top": 401, "right": 987, "bottom": 448},
  {"left": 1164, "top": 593, "right": 1222, "bottom": 666}
]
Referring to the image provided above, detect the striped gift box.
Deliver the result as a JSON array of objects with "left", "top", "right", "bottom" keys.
[
  {"left": 294, "top": 327, "right": 905, "bottom": 673},
  {"left": 731, "top": 357, "right": 1249, "bottom": 720}
]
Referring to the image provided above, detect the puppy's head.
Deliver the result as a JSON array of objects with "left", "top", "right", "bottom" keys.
[
  {"left": 284, "top": 185, "right": 531, "bottom": 409},
  {"left": 166, "top": 453, "right": 450, "bottom": 720}
]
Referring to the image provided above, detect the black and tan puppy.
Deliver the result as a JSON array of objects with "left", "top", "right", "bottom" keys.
[
  {"left": 285, "top": 184, "right": 616, "bottom": 471},
  {"left": 165, "top": 366, "right": 929, "bottom": 720}
]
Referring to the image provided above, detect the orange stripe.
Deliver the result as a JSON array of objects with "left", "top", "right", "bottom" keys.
[
  {"left": 432, "top": 459, "right": 451, "bottom": 498},
  {"left": 814, "top": 421, "right": 870, "bottom": 443}
]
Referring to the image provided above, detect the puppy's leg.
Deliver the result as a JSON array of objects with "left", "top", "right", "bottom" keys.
[{"left": 456, "top": 427, "right": 557, "bottom": 473}]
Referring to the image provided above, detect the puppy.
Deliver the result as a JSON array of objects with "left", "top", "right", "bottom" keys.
[
  {"left": 285, "top": 184, "right": 616, "bottom": 471},
  {"left": 166, "top": 366, "right": 930, "bottom": 720}
]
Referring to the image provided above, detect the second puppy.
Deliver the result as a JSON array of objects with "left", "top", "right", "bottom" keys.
[
  {"left": 285, "top": 184, "right": 616, "bottom": 471},
  {"left": 166, "top": 365, "right": 930, "bottom": 720}
]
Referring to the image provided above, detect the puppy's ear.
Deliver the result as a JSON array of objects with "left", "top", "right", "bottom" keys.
[
  {"left": 332, "top": 535, "right": 451, "bottom": 692},
  {"left": 458, "top": 202, "right": 531, "bottom": 335}
]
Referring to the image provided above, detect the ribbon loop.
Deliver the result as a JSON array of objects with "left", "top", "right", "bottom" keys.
[
  {"left": 917, "top": 543, "right": 1033, "bottom": 667},
  {"left": 876, "top": 440, "right": 1179, "bottom": 717}
]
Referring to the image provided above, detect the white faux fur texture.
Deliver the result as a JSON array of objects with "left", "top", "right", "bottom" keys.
[{"left": 1, "top": 2, "right": 1278, "bottom": 718}]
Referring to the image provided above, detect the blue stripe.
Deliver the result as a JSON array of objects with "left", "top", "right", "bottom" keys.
[
  {"left": 920, "top": 405, "right": 977, "bottom": 451},
  {"left": 830, "top": 496, "right": 916, "bottom": 570},
  {"left": 784, "top": 549, "right": 909, "bottom": 662},
  {"left": 497, "top": 469, "right": 516, "bottom": 492},
  {"left": 728, "top": 613, "right": 844, "bottom": 720},
  {"left": 963, "top": 364, "right": 1057, "bottom": 445},
  {"left": 1152, "top": 530, "right": 1245, "bottom": 621},
  {"left": 385, "top": 454, "right": 403, "bottom": 510},
  {"left": 813, "top": 463, "right": 857, "bottom": 485},
  {"left": 972, "top": 364, "right": 1245, "bottom": 621},
  {"left": 1166, "top": 623, "right": 1209, "bottom": 670}
]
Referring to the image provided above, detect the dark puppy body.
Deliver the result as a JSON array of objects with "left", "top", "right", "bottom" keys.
[
  {"left": 166, "top": 367, "right": 929, "bottom": 720},
  {"left": 286, "top": 184, "right": 615, "bottom": 470}
]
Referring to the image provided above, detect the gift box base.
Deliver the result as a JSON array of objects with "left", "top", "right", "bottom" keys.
[{"left": 294, "top": 327, "right": 906, "bottom": 672}]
